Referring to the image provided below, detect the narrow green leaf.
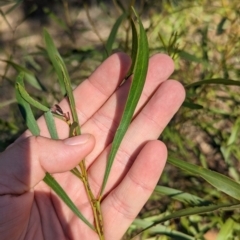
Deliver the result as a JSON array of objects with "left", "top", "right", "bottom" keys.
[
  {"left": 44, "top": 110, "right": 59, "bottom": 140},
  {"left": 3, "top": 60, "right": 43, "bottom": 90},
  {"left": 44, "top": 29, "right": 66, "bottom": 95},
  {"left": 0, "top": 0, "right": 17, "bottom": 7},
  {"left": 15, "top": 73, "right": 40, "bottom": 136},
  {"left": 0, "top": 99, "right": 16, "bottom": 108},
  {"left": 227, "top": 118, "right": 240, "bottom": 146},
  {"left": 216, "top": 17, "right": 227, "bottom": 36},
  {"left": 16, "top": 82, "right": 49, "bottom": 112},
  {"left": 100, "top": 7, "right": 149, "bottom": 195},
  {"left": 43, "top": 8, "right": 68, "bottom": 31},
  {"left": 133, "top": 219, "right": 195, "bottom": 240},
  {"left": 178, "top": 50, "right": 203, "bottom": 63},
  {"left": 43, "top": 173, "right": 95, "bottom": 231},
  {"left": 43, "top": 113, "right": 83, "bottom": 223},
  {"left": 182, "top": 101, "right": 203, "bottom": 109},
  {"left": 154, "top": 186, "right": 211, "bottom": 206},
  {"left": 55, "top": 55, "right": 80, "bottom": 135},
  {"left": 114, "top": 0, "right": 126, "bottom": 13},
  {"left": 104, "top": 13, "right": 127, "bottom": 58},
  {"left": 186, "top": 78, "right": 240, "bottom": 89},
  {"left": 126, "top": 17, "right": 138, "bottom": 78},
  {"left": 5, "top": 0, "right": 23, "bottom": 14},
  {"left": 158, "top": 33, "right": 167, "bottom": 52},
  {"left": 216, "top": 218, "right": 235, "bottom": 240},
  {"left": 134, "top": 203, "right": 239, "bottom": 238},
  {"left": 168, "top": 156, "right": 240, "bottom": 201}
]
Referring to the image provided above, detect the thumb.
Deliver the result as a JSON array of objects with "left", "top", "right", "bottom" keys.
[{"left": 0, "top": 134, "right": 95, "bottom": 195}]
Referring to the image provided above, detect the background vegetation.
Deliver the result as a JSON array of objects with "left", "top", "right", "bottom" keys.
[{"left": 0, "top": 0, "right": 240, "bottom": 239}]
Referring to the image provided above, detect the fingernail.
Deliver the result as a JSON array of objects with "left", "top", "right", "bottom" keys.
[{"left": 64, "top": 134, "right": 90, "bottom": 146}]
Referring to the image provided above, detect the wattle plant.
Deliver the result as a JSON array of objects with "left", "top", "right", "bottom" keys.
[
  {"left": 15, "top": 7, "right": 149, "bottom": 240},
  {"left": 13, "top": 2, "right": 240, "bottom": 239}
]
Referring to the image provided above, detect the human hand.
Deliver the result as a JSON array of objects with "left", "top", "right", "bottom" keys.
[{"left": 0, "top": 53, "right": 185, "bottom": 240}]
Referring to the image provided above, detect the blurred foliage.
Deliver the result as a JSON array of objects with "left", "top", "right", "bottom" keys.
[{"left": 0, "top": 0, "right": 240, "bottom": 239}]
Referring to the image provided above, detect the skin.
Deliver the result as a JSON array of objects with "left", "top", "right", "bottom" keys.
[{"left": 0, "top": 53, "right": 185, "bottom": 240}]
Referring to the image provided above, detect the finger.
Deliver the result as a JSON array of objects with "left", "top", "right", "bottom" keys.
[
  {"left": 102, "top": 140, "right": 167, "bottom": 240},
  {"left": 88, "top": 79, "right": 185, "bottom": 195},
  {"left": 19, "top": 53, "right": 131, "bottom": 140},
  {"left": 82, "top": 54, "right": 174, "bottom": 163},
  {"left": 73, "top": 52, "right": 131, "bottom": 123},
  {"left": 0, "top": 134, "right": 95, "bottom": 195}
]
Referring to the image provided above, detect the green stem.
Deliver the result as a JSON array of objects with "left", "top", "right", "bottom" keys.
[{"left": 79, "top": 165, "right": 104, "bottom": 239}]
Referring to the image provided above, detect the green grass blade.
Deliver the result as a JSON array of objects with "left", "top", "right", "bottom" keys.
[
  {"left": 216, "top": 17, "right": 227, "bottom": 36},
  {"left": 114, "top": 0, "right": 126, "bottom": 13},
  {"left": 133, "top": 219, "right": 195, "bottom": 240},
  {"left": 43, "top": 8, "right": 68, "bottom": 31},
  {"left": 154, "top": 186, "right": 211, "bottom": 206},
  {"left": 178, "top": 50, "right": 203, "bottom": 63},
  {"left": 182, "top": 101, "right": 203, "bottom": 109},
  {"left": 5, "top": 0, "right": 23, "bottom": 14},
  {"left": 100, "top": 7, "right": 149, "bottom": 195},
  {"left": 158, "top": 203, "right": 240, "bottom": 223},
  {"left": 104, "top": 13, "right": 127, "bottom": 58},
  {"left": 44, "top": 29, "right": 66, "bottom": 95},
  {"left": 134, "top": 202, "right": 239, "bottom": 238},
  {"left": 185, "top": 78, "right": 240, "bottom": 89},
  {"left": 227, "top": 118, "right": 240, "bottom": 146},
  {"left": 168, "top": 156, "right": 240, "bottom": 201},
  {"left": 43, "top": 173, "right": 95, "bottom": 231},
  {"left": 0, "top": 0, "right": 19, "bottom": 7},
  {"left": 44, "top": 110, "right": 59, "bottom": 140},
  {"left": 216, "top": 218, "right": 235, "bottom": 240},
  {"left": 16, "top": 82, "right": 49, "bottom": 112},
  {"left": 15, "top": 73, "right": 40, "bottom": 136},
  {"left": 0, "top": 99, "right": 16, "bottom": 108}
]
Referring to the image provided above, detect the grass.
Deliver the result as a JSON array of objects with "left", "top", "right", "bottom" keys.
[{"left": 0, "top": 0, "right": 240, "bottom": 239}]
